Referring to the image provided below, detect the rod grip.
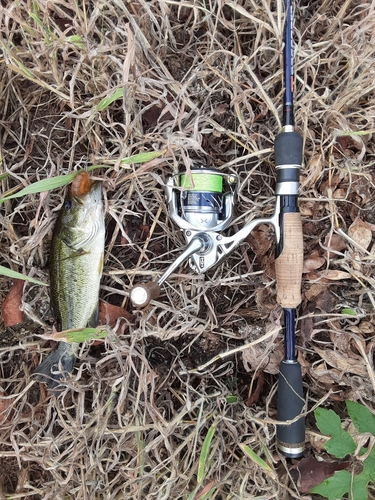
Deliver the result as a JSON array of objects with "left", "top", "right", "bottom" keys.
[
  {"left": 275, "top": 212, "right": 303, "bottom": 308},
  {"left": 276, "top": 360, "right": 305, "bottom": 457}
]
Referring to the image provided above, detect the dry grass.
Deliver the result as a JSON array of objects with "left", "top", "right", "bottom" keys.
[{"left": 0, "top": 0, "right": 375, "bottom": 498}]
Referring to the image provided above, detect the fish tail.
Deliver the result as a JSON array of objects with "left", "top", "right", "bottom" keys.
[{"left": 33, "top": 342, "right": 77, "bottom": 391}]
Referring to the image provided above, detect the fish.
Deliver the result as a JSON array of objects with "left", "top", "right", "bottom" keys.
[{"left": 34, "top": 172, "right": 105, "bottom": 390}]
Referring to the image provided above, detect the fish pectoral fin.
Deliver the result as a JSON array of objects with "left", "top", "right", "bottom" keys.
[
  {"left": 59, "top": 248, "right": 89, "bottom": 261},
  {"left": 87, "top": 304, "right": 99, "bottom": 328}
]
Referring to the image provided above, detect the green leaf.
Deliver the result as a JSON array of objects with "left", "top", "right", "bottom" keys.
[
  {"left": 197, "top": 424, "right": 216, "bottom": 483},
  {"left": 96, "top": 88, "right": 124, "bottom": 111},
  {"left": 310, "top": 469, "right": 351, "bottom": 499},
  {"left": 239, "top": 443, "right": 273, "bottom": 473},
  {"left": 54, "top": 327, "right": 107, "bottom": 343},
  {"left": 315, "top": 408, "right": 343, "bottom": 435},
  {"left": 311, "top": 447, "right": 375, "bottom": 500},
  {"left": 102, "top": 149, "right": 165, "bottom": 166},
  {"left": 225, "top": 395, "right": 238, "bottom": 404},
  {"left": 0, "top": 171, "right": 80, "bottom": 203},
  {"left": 324, "top": 431, "right": 356, "bottom": 459},
  {"left": 0, "top": 265, "right": 47, "bottom": 286},
  {"left": 314, "top": 408, "right": 356, "bottom": 458},
  {"left": 346, "top": 400, "right": 375, "bottom": 437},
  {"left": 341, "top": 308, "right": 356, "bottom": 316}
]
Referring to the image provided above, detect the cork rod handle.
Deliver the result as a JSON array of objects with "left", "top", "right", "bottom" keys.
[{"left": 275, "top": 212, "right": 303, "bottom": 309}]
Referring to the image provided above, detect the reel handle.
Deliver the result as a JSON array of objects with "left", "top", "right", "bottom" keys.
[
  {"left": 130, "top": 281, "right": 162, "bottom": 309},
  {"left": 130, "top": 237, "right": 204, "bottom": 307}
]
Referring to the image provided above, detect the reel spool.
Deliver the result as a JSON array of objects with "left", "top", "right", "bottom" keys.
[
  {"left": 166, "top": 167, "right": 237, "bottom": 234},
  {"left": 177, "top": 169, "right": 234, "bottom": 230}
]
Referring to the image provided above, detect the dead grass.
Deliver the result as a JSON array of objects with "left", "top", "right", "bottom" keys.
[{"left": 1, "top": 0, "right": 375, "bottom": 498}]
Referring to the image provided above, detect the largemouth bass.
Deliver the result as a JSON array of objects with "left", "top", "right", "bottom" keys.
[{"left": 34, "top": 172, "right": 105, "bottom": 390}]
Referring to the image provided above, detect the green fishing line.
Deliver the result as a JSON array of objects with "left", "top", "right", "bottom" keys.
[{"left": 179, "top": 173, "right": 222, "bottom": 192}]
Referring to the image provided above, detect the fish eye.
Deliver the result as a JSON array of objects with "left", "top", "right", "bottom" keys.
[{"left": 64, "top": 200, "right": 71, "bottom": 210}]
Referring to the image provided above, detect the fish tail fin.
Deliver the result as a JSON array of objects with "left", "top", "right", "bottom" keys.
[{"left": 33, "top": 342, "right": 77, "bottom": 391}]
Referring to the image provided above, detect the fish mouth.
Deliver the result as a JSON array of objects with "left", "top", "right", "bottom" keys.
[{"left": 73, "top": 181, "right": 102, "bottom": 206}]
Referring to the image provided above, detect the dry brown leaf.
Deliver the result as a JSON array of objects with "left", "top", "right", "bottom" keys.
[
  {"left": 303, "top": 250, "right": 325, "bottom": 273},
  {"left": 315, "top": 290, "right": 337, "bottom": 313},
  {"left": 348, "top": 216, "right": 373, "bottom": 251},
  {"left": 304, "top": 283, "right": 329, "bottom": 301},
  {"left": 99, "top": 300, "right": 132, "bottom": 329},
  {"left": 332, "top": 188, "right": 347, "bottom": 200},
  {"left": 314, "top": 348, "right": 367, "bottom": 377},
  {"left": 300, "top": 153, "right": 323, "bottom": 189},
  {"left": 242, "top": 337, "right": 283, "bottom": 375},
  {"left": 320, "top": 270, "right": 351, "bottom": 281},
  {"left": 306, "top": 270, "right": 351, "bottom": 282},
  {"left": 246, "top": 224, "right": 273, "bottom": 256},
  {"left": 310, "top": 362, "right": 343, "bottom": 385},
  {"left": 0, "top": 391, "right": 11, "bottom": 424},
  {"left": 1, "top": 279, "right": 24, "bottom": 327},
  {"left": 293, "top": 457, "right": 350, "bottom": 494},
  {"left": 359, "top": 321, "right": 375, "bottom": 334},
  {"left": 324, "top": 233, "right": 347, "bottom": 257}
]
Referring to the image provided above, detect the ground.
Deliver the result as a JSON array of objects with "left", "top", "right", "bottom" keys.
[{"left": 0, "top": 0, "right": 375, "bottom": 499}]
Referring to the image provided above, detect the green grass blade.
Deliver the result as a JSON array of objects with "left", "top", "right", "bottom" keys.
[
  {"left": 65, "top": 35, "right": 85, "bottom": 49},
  {"left": 53, "top": 327, "right": 108, "bottom": 343},
  {"left": 0, "top": 150, "right": 164, "bottom": 203},
  {"left": 96, "top": 88, "right": 124, "bottom": 111},
  {"left": 197, "top": 423, "right": 216, "bottom": 484},
  {"left": 0, "top": 265, "right": 47, "bottom": 286},
  {"left": 97, "top": 149, "right": 165, "bottom": 166},
  {"left": 239, "top": 443, "right": 272, "bottom": 472},
  {"left": 0, "top": 172, "right": 79, "bottom": 203}
]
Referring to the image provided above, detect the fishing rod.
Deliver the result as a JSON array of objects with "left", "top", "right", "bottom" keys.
[
  {"left": 274, "top": 0, "right": 305, "bottom": 458},
  {"left": 129, "top": 0, "right": 304, "bottom": 457}
]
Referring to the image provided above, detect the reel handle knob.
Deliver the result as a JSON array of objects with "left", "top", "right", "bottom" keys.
[{"left": 130, "top": 282, "right": 161, "bottom": 308}]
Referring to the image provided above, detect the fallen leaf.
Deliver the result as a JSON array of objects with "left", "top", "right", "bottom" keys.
[
  {"left": 246, "top": 224, "right": 273, "bottom": 256},
  {"left": 320, "top": 270, "right": 351, "bottom": 281},
  {"left": 291, "top": 457, "right": 350, "bottom": 494},
  {"left": 315, "top": 290, "right": 337, "bottom": 313},
  {"left": 305, "top": 283, "right": 329, "bottom": 302},
  {"left": 301, "top": 153, "right": 323, "bottom": 189},
  {"left": 0, "top": 390, "right": 11, "bottom": 424},
  {"left": 246, "top": 370, "right": 265, "bottom": 406},
  {"left": 332, "top": 188, "right": 347, "bottom": 200},
  {"left": 242, "top": 331, "right": 283, "bottom": 375},
  {"left": 303, "top": 250, "right": 325, "bottom": 273},
  {"left": 324, "top": 234, "right": 347, "bottom": 258},
  {"left": 314, "top": 348, "right": 368, "bottom": 378},
  {"left": 359, "top": 321, "right": 374, "bottom": 334},
  {"left": 348, "top": 217, "right": 372, "bottom": 251},
  {"left": 310, "top": 362, "right": 344, "bottom": 385},
  {"left": 1, "top": 279, "right": 24, "bottom": 327},
  {"left": 306, "top": 270, "right": 351, "bottom": 282},
  {"left": 99, "top": 300, "right": 132, "bottom": 329}
]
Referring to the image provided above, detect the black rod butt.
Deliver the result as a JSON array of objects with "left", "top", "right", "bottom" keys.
[{"left": 276, "top": 360, "right": 305, "bottom": 458}]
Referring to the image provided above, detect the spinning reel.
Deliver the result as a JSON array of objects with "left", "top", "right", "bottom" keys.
[{"left": 130, "top": 165, "right": 281, "bottom": 308}]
